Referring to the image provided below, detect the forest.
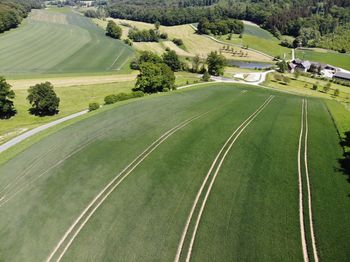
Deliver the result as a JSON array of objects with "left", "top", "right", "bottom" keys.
[{"left": 0, "top": 0, "right": 42, "bottom": 33}]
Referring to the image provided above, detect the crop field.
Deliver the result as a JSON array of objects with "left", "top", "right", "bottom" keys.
[
  {"left": 0, "top": 83, "right": 349, "bottom": 261},
  {"left": 0, "top": 8, "right": 134, "bottom": 76},
  {"left": 295, "top": 49, "right": 350, "bottom": 70}
]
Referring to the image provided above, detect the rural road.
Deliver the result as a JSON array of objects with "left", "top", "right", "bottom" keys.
[{"left": 0, "top": 110, "right": 88, "bottom": 154}]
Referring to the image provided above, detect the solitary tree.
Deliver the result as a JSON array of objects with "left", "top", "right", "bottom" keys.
[
  {"left": 276, "top": 60, "right": 288, "bottom": 73},
  {"left": 323, "top": 82, "right": 331, "bottom": 93},
  {"left": 207, "top": 51, "right": 226, "bottom": 76},
  {"left": 106, "top": 20, "right": 122, "bottom": 39},
  {"left": 334, "top": 88, "right": 340, "bottom": 97},
  {"left": 192, "top": 55, "right": 201, "bottom": 73},
  {"left": 0, "top": 77, "right": 16, "bottom": 119},
  {"left": 134, "top": 62, "right": 175, "bottom": 93},
  {"left": 154, "top": 21, "right": 160, "bottom": 30},
  {"left": 162, "top": 50, "right": 182, "bottom": 72},
  {"left": 27, "top": 82, "right": 60, "bottom": 116},
  {"left": 202, "top": 70, "right": 211, "bottom": 82}
]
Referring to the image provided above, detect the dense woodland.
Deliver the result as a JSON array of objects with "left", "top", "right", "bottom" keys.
[
  {"left": 108, "top": 0, "right": 350, "bottom": 52},
  {"left": 0, "top": 0, "right": 42, "bottom": 33}
]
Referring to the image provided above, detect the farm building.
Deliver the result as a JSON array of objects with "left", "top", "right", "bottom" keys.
[{"left": 333, "top": 71, "right": 350, "bottom": 82}]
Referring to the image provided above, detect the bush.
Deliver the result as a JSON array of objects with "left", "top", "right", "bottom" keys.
[
  {"left": 106, "top": 21, "right": 122, "bottom": 39},
  {"left": 131, "top": 91, "right": 145, "bottom": 97},
  {"left": 123, "top": 38, "right": 133, "bottom": 46},
  {"left": 312, "top": 83, "right": 318, "bottom": 90},
  {"left": 115, "top": 92, "right": 132, "bottom": 101},
  {"left": 160, "top": 32, "right": 168, "bottom": 39},
  {"left": 334, "top": 89, "right": 340, "bottom": 96},
  {"left": 202, "top": 70, "right": 211, "bottom": 81},
  {"left": 89, "top": 102, "right": 100, "bottom": 111},
  {"left": 172, "top": 38, "right": 183, "bottom": 46},
  {"left": 104, "top": 94, "right": 118, "bottom": 104}
]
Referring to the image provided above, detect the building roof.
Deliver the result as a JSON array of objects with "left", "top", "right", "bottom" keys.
[{"left": 333, "top": 71, "right": 350, "bottom": 80}]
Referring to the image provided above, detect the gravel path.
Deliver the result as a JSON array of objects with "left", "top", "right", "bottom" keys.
[{"left": 0, "top": 110, "right": 88, "bottom": 154}]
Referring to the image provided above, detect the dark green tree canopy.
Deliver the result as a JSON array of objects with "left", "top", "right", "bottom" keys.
[
  {"left": 27, "top": 82, "right": 60, "bottom": 116},
  {"left": 0, "top": 76, "right": 16, "bottom": 119},
  {"left": 162, "top": 50, "right": 182, "bottom": 72},
  {"left": 134, "top": 62, "right": 175, "bottom": 93},
  {"left": 106, "top": 20, "right": 122, "bottom": 39},
  {"left": 207, "top": 51, "right": 226, "bottom": 76}
]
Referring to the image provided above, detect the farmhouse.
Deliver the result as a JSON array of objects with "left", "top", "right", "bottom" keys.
[
  {"left": 289, "top": 59, "right": 311, "bottom": 72},
  {"left": 333, "top": 71, "right": 350, "bottom": 82}
]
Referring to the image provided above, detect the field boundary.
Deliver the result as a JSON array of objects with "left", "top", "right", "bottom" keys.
[
  {"left": 175, "top": 95, "right": 274, "bottom": 262},
  {"left": 46, "top": 112, "right": 210, "bottom": 262}
]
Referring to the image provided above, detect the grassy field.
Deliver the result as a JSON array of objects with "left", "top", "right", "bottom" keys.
[
  {"left": 264, "top": 72, "right": 350, "bottom": 103},
  {"left": 95, "top": 18, "right": 272, "bottom": 62},
  {"left": 0, "top": 73, "right": 200, "bottom": 144},
  {"left": 0, "top": 8, "right": 134, "bottom": 76},
  {"left": 295, "top": 49, "right": 350, "bottom": 70},
  {"left": 216, "top": 22, "right": 292, "bottom": 59},
  {"left": 0, "top": 83, "right": 348, "bottom": 261}
]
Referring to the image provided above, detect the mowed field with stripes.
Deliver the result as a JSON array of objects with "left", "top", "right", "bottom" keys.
[
  {"left": 0, "top": 8, "right": 133, "bottom": 76},
  {"left": 0, "top": 84, "right": 349, "bottom": 261}
]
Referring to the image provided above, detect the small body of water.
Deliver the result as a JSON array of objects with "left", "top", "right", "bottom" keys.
[{"left": 228, "top": 61, "right": 275, "bottom": 69}]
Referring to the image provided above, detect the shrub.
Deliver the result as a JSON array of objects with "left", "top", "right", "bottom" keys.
[
  {"left": 104, "top": 94, "right": 118, "bottom": 104},
  {"left": 89, "top": 102, "right": 100, "bottom": 111},
  {"left": 106, "top": 21, "right": 122, "bottom": 39},
  {"left": 116, "top": 92, "right": 132, "bottom": 101},
  {"left": 312, "top": 83, "right": 318, "bottom": 90},
  {"left": 334, "top": 89, "right": 340, "bottom": 96},
  {"left": 123, "top": 38, "right": 133, "bottom": 46},
  {"left": 163, "top": 88, "right": 170, "bottom": 92},
  {"left": 172, "top": 38, "right": 183, "bottom": 46},
  {"left": 160, "top": 32, "right": 168, "bottom": 39},
  {"left": 131, "top": 91, "right": 145, "bottom": 97},
  {"left": 202, "top": 70, "right": 211, "bottom": 82}
]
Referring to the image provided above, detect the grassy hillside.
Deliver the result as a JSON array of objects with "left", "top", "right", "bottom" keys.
[
  {"left": 215, "top": 21, "right": 292, "bottom": 59},
  {"left": 96, "top": 18, "right": 272, "bottom": 62},
  {"left": 0, "top": 84, "right": 349, "bottom": 261},
  {"left": 295, "top": 49, "right": 350, "bottom": 70},
  {"left": 0, "top": 8, "right": 134, "bottom": 75}
]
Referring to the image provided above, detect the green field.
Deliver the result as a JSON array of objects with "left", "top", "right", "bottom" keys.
[
  {"left": 296, "top": 49, "right": 350, "bottom": 70},
  {"left": 0, "top": 8, "right": 134, "bottom": 76},
  {"left": 0, "top": 84, "right": 349, "bottom": 261},
  {"left": 216, "top": 22, "right": 292, "bottom": 59}
]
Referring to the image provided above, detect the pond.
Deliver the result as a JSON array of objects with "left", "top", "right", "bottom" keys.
[{"left": 228, "top": 61, "right": 275, "bottom": 69}]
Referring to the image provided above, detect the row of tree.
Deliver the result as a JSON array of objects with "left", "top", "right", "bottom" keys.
[{"left": 0, "top": 78, "right": 60, "bottom": 119}]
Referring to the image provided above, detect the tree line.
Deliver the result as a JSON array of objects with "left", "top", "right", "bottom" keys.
[
  {"left": 106, "top": 0, "right": 350, "bottom": 53},
  {"left": 0, "top": 0, "right": 42, "bottom": 33}
]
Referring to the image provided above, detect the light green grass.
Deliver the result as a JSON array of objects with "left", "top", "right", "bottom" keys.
[
  {"left": 0, "top": 8, "right": 134, "bottom": 76},
  {"left": 296, "top": 49, "right": 350, "bottom": 70},
  {"left": 264, "top": 72, "right": 350, "bottom": 103},
  {"left": 0, "top": 83, "right": 348, "bottom": 261},
  {"left": 215, "top": 23, "right": 292, "bottom": 59},
  {"left": 0, "top": 81, "right": 135, "bottom": 143}
]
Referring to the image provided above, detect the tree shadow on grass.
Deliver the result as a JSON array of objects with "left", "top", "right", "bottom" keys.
[
  {"left": 338, "top": 132, "right": 350, "bottom": 188},
  {"left": 28, "top": 108, "right": 59, "bottom": 117}
]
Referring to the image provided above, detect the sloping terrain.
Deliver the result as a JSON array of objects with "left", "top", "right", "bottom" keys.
[
  {"left": 0, "top": 8, "right": 134, "bottom": 75},
  {"left": 0, "top": 84, "right": 349, "bottom": 261}
]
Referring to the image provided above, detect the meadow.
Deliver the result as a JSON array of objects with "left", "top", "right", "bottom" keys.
[
  {"left": 0, "top": 8, "right": 134, "bottom": 76},
  {"left": 295, "top": 49, "right": 350, "bottom": 70},
  {"left": 0, "top": 83, "right": 348, "bottom": 261},
  {"left": 96, "top": 18, "right": 272, "bottom": 62}
]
